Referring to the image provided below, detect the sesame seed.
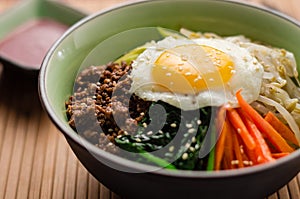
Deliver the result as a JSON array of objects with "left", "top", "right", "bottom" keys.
[
  {"left": 182, "top": 153, "right": 188, "bottom": 160},
  {"left": 192, "top": 137, "right": 197, "bottom": 143},
  {"left": 169, "top": 146, "right": 175, "bottom": 152},
  {"left": 117, "top": 135, "right": 122, "bottom": 139},
  {"left": 189, "top": 147, "right": 195, "bottom": 152},
  {"left": 257, "top": 156, "right": 262, "bottom": 163},
  {"left": 143, "top": 123, "right": 148, "bottom": 128},
  {"left": 231, "top": 70, "right": 236, "bottom": 74},
  {"left": 162, "top": 66, "right": 167, "bottom": 70},
  {"left": 140, "top": 112, "right": 145, "bottom": 116},
  {"left": 136, "top": 138, "right": 142, "bottom": 142},
  {"left": 194, "top": 75, "right": 203, "bottom": 82},
  {"left": 124, "top": 131, "right": 129, "bottom": 135},
  {"left": 108, "top": 128, "right": 114, "bottom": 132},
  {"left": 213, "top": 61, "right": 219, "bottom": 66},
  {"left": 158, "top": 130, "right": 163, "bottom": 134},
  {"left": 185, "top": 143, "right": 191, "bottom": 148},
  {"left": 170, "top": 123, "right": 177, "bottom": 128},
  {"left": 147, "top": 131, "right": 153, "bottom": 136},
  {"left": 209, "top": 78, "right": 214, "bottom": 82},
  {"left": 166, "top": 73, "right": 172, "bottom": 77},
  {"left": 240, "top": 145, "right": 244, "bottom": 154},
  {"left": 243, "top": 160, "right": 253, "bottom": 166},
  {"left": 107, "top": 142, "right": 113, "bottom": 146},
  {"left": 186, "top": 123, "right": 193, "bottom": 128},
  {"left": 237, "top": 128, "right": 241, "bottom": 134},
  {"left": 188, "top": 128, "right": 196, "bottom": 134},
  {"left": 195, "top": 144, "right": 200, "bottom": 149},
  {"left": 185, "top": 72, "right": 192, "bottom": 76},
  {"left": 181, "top": 55, "right": 188, "bottom": 61},
  {"left": 243, "top": 160, "right": 249, "bottom": 165},
  {"left": 231, "top": 160, "right": 239, "bottom": 165},
  {"left": 197, "top": 120, "right": 202, "bottom": 125}
]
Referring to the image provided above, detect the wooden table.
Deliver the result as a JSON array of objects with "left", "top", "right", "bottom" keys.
[{"left": 1, "top": 0, "right": 300, "bottom": 199}]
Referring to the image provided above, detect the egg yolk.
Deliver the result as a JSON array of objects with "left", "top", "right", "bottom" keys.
[{"left": 152, "top": 44, "right": 234, "bottom": 94}]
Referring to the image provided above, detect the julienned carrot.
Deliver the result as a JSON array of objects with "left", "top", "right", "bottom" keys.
[
  {"left": 216, "top": 105, "right": 227, "bottom": 135},
  {"left": 230, "top": 123, "right": 244, "bottom": 168},
  {"left": 264, "top": 111, "right": 299, "bottom": 147},
  {"left": 272, "top": 153, "right": 290, "bottom": 159},
  {"left": 226, "top": 107, "right": 256, "bottom": 150},
  {"left": 222, "top": 119, "right": 235, "bottom": 170},
  {"left": 236, "top": 90, "right": 294, "bottom": 153},
  {"left": 214, "top": 108, "right": 228, "bottom": 170},
  {"left": 237, "top": 108, "right": 274, "bottom": 164},
  {"left": 241, "top": 141, "right": 257, "bottom": 166}
]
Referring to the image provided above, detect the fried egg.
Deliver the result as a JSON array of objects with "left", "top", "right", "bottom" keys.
[{"left": 129, "top": 36, "right": 264, "bottom": 110}]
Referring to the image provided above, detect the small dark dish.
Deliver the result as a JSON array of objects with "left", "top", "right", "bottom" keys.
[
  {"left": 0, "top": 0, "right": 86, "bottom": 74},
  {"left": 39, "top": 0, "right": 300, "bottom": 198}
]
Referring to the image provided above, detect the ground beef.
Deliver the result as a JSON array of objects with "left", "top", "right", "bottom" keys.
[{"left": 65, "top": 62, "right": 151, "bottom": 153}]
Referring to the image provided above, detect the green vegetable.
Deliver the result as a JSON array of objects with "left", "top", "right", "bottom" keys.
[
  {"left": 115, "top": 101, "right": 212, "bottom": 170},
  {"left": 115, "top": 27, "right": 186, "bottom": 65},
  {"left": 115, "top": 46, "right": 147, "bottom": 64},
  {"left": 157, "top": 27, "right": 186, "bottom": 39},
  {"left": 140, "top": 152, "right": 177, "bottom": 170},
  {"left": 206, "top": 125, "right": 216, "bottom": 171}
]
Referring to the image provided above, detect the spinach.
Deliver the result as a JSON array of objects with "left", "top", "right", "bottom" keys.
[{"left": 115, "top": 101, "right": 213, "bottom": 170}]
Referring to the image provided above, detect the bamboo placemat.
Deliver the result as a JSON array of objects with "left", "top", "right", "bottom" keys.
[{"left": 1, "top": 0, "right": 300, "bottom": 199}]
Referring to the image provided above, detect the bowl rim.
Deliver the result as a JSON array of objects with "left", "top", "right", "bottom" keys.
[{"left": 39, "top": 0, "right": 300, "bottom": 178}]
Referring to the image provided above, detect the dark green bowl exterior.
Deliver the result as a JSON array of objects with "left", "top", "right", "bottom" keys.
[{"left": 39, "top": 1, "right": 300, "bottom": 198}]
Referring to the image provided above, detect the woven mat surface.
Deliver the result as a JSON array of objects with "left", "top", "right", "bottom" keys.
[{"left": 1, "top": 0, "right": 300, "bottom": 198}]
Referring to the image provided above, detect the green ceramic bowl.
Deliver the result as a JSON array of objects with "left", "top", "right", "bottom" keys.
[{"left": 39, "top": 0, "right": 300, "bottom": 198}]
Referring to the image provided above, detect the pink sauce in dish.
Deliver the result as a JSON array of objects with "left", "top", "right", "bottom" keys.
[{"left": 0, "top": 19, "right": 69, "bottom": 69}]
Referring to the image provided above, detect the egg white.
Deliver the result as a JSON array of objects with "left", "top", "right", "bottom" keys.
[{"left": 129, "top": 36, "right": 264, "bottom": 110}]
